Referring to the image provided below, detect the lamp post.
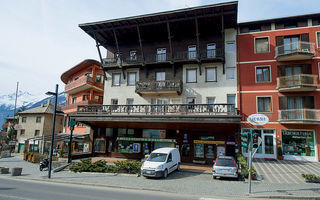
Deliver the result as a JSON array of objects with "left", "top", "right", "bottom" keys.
[
  {"left": 46, "top": 84, "right": 58, "bottom": 179},
  {"left": 68, "top": 119, "right": 76, "bottom": 163}
]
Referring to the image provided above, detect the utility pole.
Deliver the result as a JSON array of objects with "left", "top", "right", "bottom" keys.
[{"left": 13, "top": 82, "right": 19, "bottom": 117}]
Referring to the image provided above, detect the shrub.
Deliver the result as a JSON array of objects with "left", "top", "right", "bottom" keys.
[
  {"left": 32, "top": 153, "right": 46, "bottom": 163},
  {"left": 302, "top": 173, "right": 320, "bottom": 181},
  {"left": 277, "top": 146, "right": 283, "bottom": 156},
  {"left": 114, "top": 160, "right": 142, "bottom": 174},
  {"left": 237, "top": 152, "right": 256, "bottom": 179}
]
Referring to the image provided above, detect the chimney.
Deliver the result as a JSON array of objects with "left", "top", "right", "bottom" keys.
[{"left": 47, "top": 99, "right": 51, "bottom": 106}]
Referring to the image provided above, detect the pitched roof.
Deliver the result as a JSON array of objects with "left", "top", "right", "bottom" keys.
[{"left": 18, "top": 102, "right": 63, "bottom": 115}]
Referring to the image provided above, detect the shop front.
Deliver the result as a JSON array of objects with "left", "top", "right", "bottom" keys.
[{"left": 281, "top": 129, "right": 317, "bottom": 161}]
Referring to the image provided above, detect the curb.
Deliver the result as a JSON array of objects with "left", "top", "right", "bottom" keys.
[{"left": 249, "top": 195, "right": 320, "bottom": 199}]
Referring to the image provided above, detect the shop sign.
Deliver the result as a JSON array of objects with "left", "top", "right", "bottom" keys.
[
  {"left": 282, "top": 130, "right": 313, "bottom": 139},
  {"left": 226, "top": 141, "right": 236, "bottom": 145},
  {"left": 8, "top": 141, "right": 16, "bottom": 146},
  {"left": 194, "top": 140, "right": 225, "bottom": 145},
  {"left": 142, "top": 129, "right": 166, "bottom": 139},
  {"left": 117, "top": 137, "right": 175, "bottom": 143},
  {"left": 133, "top": 143, "right": 141, "bottom": 153},
  {"left": 247, "top": 114, "right": 269, "bottom": 126}
]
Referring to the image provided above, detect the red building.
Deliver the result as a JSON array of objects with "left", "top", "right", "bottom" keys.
[
  {"left": 238, "top": 14, "right": 320, "bottom": 161},
  {"left": 60, "top": 59, "right": 104, "bottom": 153}
]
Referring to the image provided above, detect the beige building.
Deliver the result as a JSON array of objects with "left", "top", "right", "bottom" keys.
[{"left": 15, "top": 101, "right": 64, "bottom": 153}]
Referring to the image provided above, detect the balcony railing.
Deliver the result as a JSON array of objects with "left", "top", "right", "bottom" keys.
[
  {"left": 135, "top": 80, "right": 182, "bottom": 95},
  {"left": 77, "top": 104, "right": 239, "bottom": 116},
  {"left": 65, "top": 76, "right": 94, "bottom": 92},
  {"left": 277, "top": 74, "right": 318, "bottom": 91},
  {"left": 279, "top": 109, "right": 320, "bottom": 122},
  {"left": 275, "top": 42, "right": 315, "bottom": 60},
  {"left": 62, "top": 100, "right": 103, "bottom": 111},
  {"left": 102, "top": 49, "right": 224, "bottom": 67}
]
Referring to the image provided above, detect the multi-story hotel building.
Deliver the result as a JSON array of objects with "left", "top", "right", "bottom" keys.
[
  {"left": 73, "top": 2, "right": 240, "bottom": 164},
  {"left": 238, "top": 14, "right": 320, "bottom": 161},
  {"left": 60, "top": 59, "right": 104, "bottom": 153}
]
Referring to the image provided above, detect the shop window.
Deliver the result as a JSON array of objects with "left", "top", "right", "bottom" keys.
[
  {"left": 255, "top": 37, "right": 269, "bottom": 53},
  {"left": 206, "top": 145, "right": 214, "bottom": 158},
  {"left": 106, "top": 128, "right": 113, "bottom": 137},
  {"left": 108, "top": 141, "right": 114, "bottom": 152},
  {"left": 118, "top": 141, "right": 134, "bottom": 153},
  {"left": 194, "top": 143, "right": 204, "bottom": 158},
  {"left": 186, "top": 69, "right": 197, "bottom": 83},
  {"left": 257, "top": 97, "right": 272, "bottom": 113},
  {"left": 181, "top": 144, "right": 190, "bottom": 157},
  {"left": 205, "top": 67, "right": 217, "bottom": 82},
  {"left": 36, "top": 116, "right": 41, "bottom": 123},
  {"left": 94, "top": 139, "right": 106, "bottom": 153},
  {"left": 117, "top": 128, "right": 134, "bottom": 137},
  {"left": 282, "top": 130, "right": 315, "bottom": 157},
  {"left": 256, "top": 66, "right": 270, "bottom": 82}
]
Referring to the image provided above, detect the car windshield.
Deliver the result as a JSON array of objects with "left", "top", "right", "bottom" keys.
[
  {"left": 147, "top": 153, "right": 167, "bottom": 162},
  {"left": 215, "top": 158, "right": 234, "bottom": 167}
]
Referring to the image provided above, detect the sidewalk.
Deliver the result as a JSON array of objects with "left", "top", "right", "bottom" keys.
[{"left": 1, "top": 154, "right": 320, "bottom": 199}]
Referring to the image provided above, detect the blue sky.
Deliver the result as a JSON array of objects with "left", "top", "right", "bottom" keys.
[{"left": 1, "top": 0, "right": 320, "bottom": 95}]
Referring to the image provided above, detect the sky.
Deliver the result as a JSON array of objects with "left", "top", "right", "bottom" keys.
[{"left": 1, "top": 0, "right": 320, "bottom": 96}]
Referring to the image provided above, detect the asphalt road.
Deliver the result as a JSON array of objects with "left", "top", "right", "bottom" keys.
[{"left": 0, "top": 177, "right": 203, "bottom": 200}]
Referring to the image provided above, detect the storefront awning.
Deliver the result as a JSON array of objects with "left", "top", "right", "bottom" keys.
[
  {"left": 117, "top": 137, "right": 175, "bottom": 143},
  {"left": 194, "top": 140, "right": 225, "bottom": 145}
]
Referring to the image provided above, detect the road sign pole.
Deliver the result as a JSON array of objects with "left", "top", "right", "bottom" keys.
[{"left": 248, "top": 129, "right": 253, "bottom": 194}]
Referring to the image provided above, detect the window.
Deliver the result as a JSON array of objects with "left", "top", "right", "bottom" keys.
[
  {"left": 106, "top": 128, "right": 113, "bottom": 137},
  {"left": 257, "top": 97, "right": 272, "bottom": 113},
  {"left": 94, "top": 139, "right": 106, "bottom": 153},
  {"left": 205, "top": 68, "right": 217, "bottom": 82},
  {"left": 96, "top": 74, "right": 104, "bottom": 84},
  {"left": 22, "top": 117, "right": 26, "bottom": 123},
  {"left": 118, "top": 128, "right": 134, "bottom": 137},
  {"left": 284, "top": 36, "right": 299, "bottom": 54},
  {"left": 187, "top": 97, "right": 195, "bottom": 111},
  {"left": 127, "top": 98, "right": 134, "bottom": 112},
  {"left": 186, "top": 69, "right": 197, "bottom": 83},
  {"left": 74, "top": 77, "right": 79, "bottom": 81},
  {"left": 256, "top": 66, "right": 270, "bottom": 82},
  {"left": 127, "top": 72, "right": 136, "bottom": 86},
  {"left": 255, "top": 37, "right": 269, "bottom": 53},
  {"left": 111, "top": 99, "right": 118, "bottom": 111},
  {"left": 156, "top": 72, "right": 165, "bottom": 81},
  {"left": 226, "top": 42, "right": 235, "bottom": 53},
  {"left": 317, "top": 32, "right": 320, "bottom": 48},
  {"left": 319, "top": 63, "right": 320, "bottom": 80},
  {"left": 282, "top": 130, "right": 315, "bottom": 157},
  {"left": 85, "top": 73, "right": 92, "bottom": 77},
  {"left": 226, "top": 67, "right": 235, "bottom": 80},
  {"left": 207, "top": 43, "right": 216, "bottom": 58},
  {"left": 20, "top": 129, "right": 25, "bottom": 135},
  {"left": 129, "top": 50, "right": 137, "bottom": 60},
  {"left": 72, "top": 97, "right": 77, "bottom": 104},
  {"left": 82, "top": 94, "right": 89, "bottom": 101},
  {"left": 188, "top": 45, "right": 197, "bottom": 59},
  {"left": 35, "top": 130, "right": 40, "bottom": 136},
  {"left": 68, "top": 78, "right": 72, "bottom": 84},
  {"left": 207, "top": 97, "right": 215, "bottom": 112},
  {"left": 227, "top": 94, "right": 236, "bottom": 112},
  {"left": 36, "top": 116, "right": 41, "bottom": 123},
  {"left": 156, "top": 48, "right": 166, "bottom": 62},
  {"left": 112, "top": 73, "right": 120, "bottom": 86}
]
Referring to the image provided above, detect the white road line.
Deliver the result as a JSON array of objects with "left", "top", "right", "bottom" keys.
[
  {"left": 279, "top": 160, "right": 305, "bottom": 184},
  {"left": 0, "top": 194, "right": 35, "bottom": 200},
  {"left": 199, "top": 198, "right": 225, "bottom": 200},
  {"left": 289, "top": 160, "right": 320, "bottom": 175},
  {"left": 276, "top": 160, "right": 302, "bottom": 184},
  {"left": 267, "top": 161, "right": 291, "bottom": 184},
  {"left": 258, "top": 159, "right": 282, "bottom": 184},
  {"left": 253, "top": 159, "right": 271, "bottom": 182},
  {"left": 305, "top": 162, "right": 320, "bottom": 172}
]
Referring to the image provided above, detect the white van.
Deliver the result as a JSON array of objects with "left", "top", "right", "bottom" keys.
[{"left": 141, "top": 147, "right": 181, "bottom": 178}]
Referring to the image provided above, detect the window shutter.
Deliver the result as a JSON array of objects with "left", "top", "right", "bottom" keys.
[
  {"left": 276, "top": 36, "right": 284, "bottom": 55},
  {"left": 279, "top": 96, "right": 287, "bottom": 110},
  {"left": 303, "top": 96, "right": 314, "bottom": 109}
]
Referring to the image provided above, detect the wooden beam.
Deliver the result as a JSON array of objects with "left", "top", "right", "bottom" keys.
[
  {"left": 136, "top": 26, "right": 145, "bottom": 65},
  {"left": 93, "top": 33, "right": 108, "bottom": 81},
  {"left": 195, "top": 16, "right": 201, "bottom": 76},
  {"left": 166, "top": 21, "right": 173, "bottom": 62}
]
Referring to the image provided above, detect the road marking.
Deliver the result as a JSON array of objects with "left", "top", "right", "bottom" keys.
[
  {"left": 252, "top": 159, "right": 271, "bottom": 182},
  {"left": 0, "top": 194, "right": 35, "bottom": 200},
  {"left": 278, "top": 160, "right": 305, "bottom": 184},
  {"left": 258, "top": 159, "right": 281, "bottom": 184},
  {"left": 271, "top": 160, "right": 297, "bottom": 184},
  {"left": 199, "top": 198, "right": 226, "bottom": 200}
]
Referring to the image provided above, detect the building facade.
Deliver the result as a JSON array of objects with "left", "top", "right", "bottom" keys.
[
  {"left": 15, "top": 102, "right": 64, "bottom": 153},
  {"left": 61, "top": 59, "right": 104, "bottom": 153},
  {"left": 238, "top": 14, "right": 320, "bottom": 161},
  {"left": 74, "top": 2, "right": 240, "bottom": 164}
]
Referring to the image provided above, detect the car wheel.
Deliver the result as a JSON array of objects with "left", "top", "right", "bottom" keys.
[
  {"left": 213, "top": 176, "right": 216, "bottom": 179},
  {"left": 40, "top": 166, "right": 43, "bottom": 171},
  {"left": 163, "top": 169, "right": 168, "bottom": 178}
]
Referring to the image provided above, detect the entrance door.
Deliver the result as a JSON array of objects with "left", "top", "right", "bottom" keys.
[
  {"left": 263, "top": 134, "right": 276, "bottom": 159},
  {"left": 285, "top": 66, "right": 301, "bottom": 87}
]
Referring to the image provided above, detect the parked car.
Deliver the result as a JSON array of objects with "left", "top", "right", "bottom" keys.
[
  {"left": 141, "top": 147, "right": 181, "bottom": 178},
  {"left": 212, "top": 156, "right": 238, "bottom": 179}
]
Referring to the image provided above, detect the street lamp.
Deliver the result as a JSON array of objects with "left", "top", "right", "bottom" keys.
[{"left": 46, "top": 84, "right": 58, "bottom": 179}]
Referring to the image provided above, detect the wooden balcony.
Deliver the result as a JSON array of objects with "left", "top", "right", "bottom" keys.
[
  {"left": 61, "top": 100, "right": 103, "bottom": 112},
  {"left": 102, "top": 49, "right": 224, "bottom": 68},
  {"left": 275, "top": 42, "right": 315, "bottom": 61},
  {"left": 135, "top": 80, "right": 182, "bottom": 95},
  {"left": 276, "top": 74, "right": 318, "bottom": 92},
  {"left": 279, "top": 109, "right": 320, "bottom": 124},
  {"left": 65, "top": 76, "right": 103, "bottom": 94}
]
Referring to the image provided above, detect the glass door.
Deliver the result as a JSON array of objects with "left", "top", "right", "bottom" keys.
[{"left": 264, "top": 135, "right": 275, "bottom": 156}]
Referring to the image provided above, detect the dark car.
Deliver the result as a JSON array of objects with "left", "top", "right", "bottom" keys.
[{"left": 212, "top": 156, "right": 238, "bottom": 179}]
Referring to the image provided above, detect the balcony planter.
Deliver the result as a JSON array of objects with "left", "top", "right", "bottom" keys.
[
  {"left": 0, "top": 167, "right": 9, "bottom": 174},
  {"left": 11, "top": 168, "right": 22, "bottom": 176}
]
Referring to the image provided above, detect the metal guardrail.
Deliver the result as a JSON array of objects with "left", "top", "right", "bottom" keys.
[
  {"left": 77, "top": 103, "right": 238, "bottom": 116},
  {"left": 275, "top": 41, "right": 315, "bottom": 58},
  {"left": 276, "top": 74, "right": 318, "bottom": 89},
  {"left": 279, "top": 109, "right": 320, "bottom": 121}
]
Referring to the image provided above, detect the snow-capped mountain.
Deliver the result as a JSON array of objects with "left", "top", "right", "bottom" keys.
[{"left": 0, "top": 91, "right": 66, "bottom": 127}]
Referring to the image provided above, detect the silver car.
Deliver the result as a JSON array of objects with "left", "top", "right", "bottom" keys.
[{"left": 212, "top": 156, "right": 238, "bottom": 179}]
